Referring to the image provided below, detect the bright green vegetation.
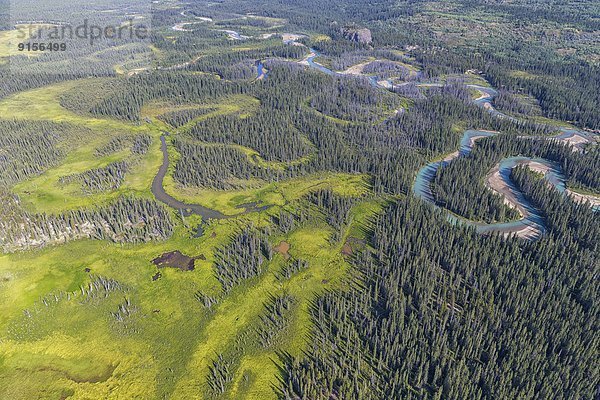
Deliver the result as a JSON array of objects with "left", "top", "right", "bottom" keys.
[
  {"left": 0, "top": 77, "right": 374, "bottom": 399},
  {"left": 0, "top": 209, "right": 367, "bottom": 399},
  {"left": 0, "top": 80, "right": 163, "bottom": 213},
  {"left": 0, "top": 28, "right": 35, "bottom": 63},
  {"left": 0, "top": 0, "right": 598, "bottom": 399}
]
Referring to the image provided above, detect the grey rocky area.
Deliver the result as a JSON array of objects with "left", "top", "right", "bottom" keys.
[{"left": 341, "top": 26, "right": 372, "bottom": 44}]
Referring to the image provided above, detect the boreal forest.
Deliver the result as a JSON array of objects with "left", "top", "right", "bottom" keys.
[{"left": 0, "top": 0, "right": 598, "bottom": 399}]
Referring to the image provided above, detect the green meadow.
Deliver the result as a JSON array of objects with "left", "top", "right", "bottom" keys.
[{"left": 0, "top": 79, "right": 377, "bottom": 399}]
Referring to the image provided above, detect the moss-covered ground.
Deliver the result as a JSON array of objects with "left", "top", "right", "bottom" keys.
[{"left": 0, "top": 78, "right": 378, "bottom": 399}]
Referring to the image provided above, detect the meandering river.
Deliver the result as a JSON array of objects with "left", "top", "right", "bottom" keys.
[
  {"left": 300, "top": 49, "right": 390, "bottom": 88},
  {"left": 410, "top": 86, "right": 598, "bottom": 239},
  {"left": 152, "top": 135, "right": 226, "bottom": 220},
  {"left": 152, "top": 135, "right": 271, "bottom": 227},
  {"left": 156, "top": 23, "right": 598, "bottom": 239},
  {"left": 299, "top": 56, "right": 598, "bottom": 238}
]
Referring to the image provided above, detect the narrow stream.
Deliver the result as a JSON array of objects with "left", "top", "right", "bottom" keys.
[
  {"left": 152, "top": 135, "right": 227, "bottom": 220},
  {"left": 299, "top": 52, "right": 598, "bottom": 238},
  {"left": 151, "top": 135, "right": 270, "bottom": 226}
]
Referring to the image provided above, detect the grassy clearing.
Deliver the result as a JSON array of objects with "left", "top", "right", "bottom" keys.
[
  {"left": 221, "top": 197, "right": 383, "bottom": 399},
  {"left": 0, "top": 211, "right": 275, "bottom": 399},
  {"left": 0, "top": 80, "right": 162, "bottom": 212},
  {"left": 163, "top": 171, "right": 370, "bottom": 216},
  {"left": 567, "top": 184, "right": 600, "bottom": 197},
  {"left": 529, "top": 115, "right": 576, "bottom": 129},
  {"left": 171, "top": 215, "right": 355, "bottom": 399},
  {"left": 0, "top": 79, "right": 133, "bottom": 127},
  {"left": 0, "top": 27, "right": 42, "bottom": 64},
  {"left": 1, "top": 82, "right": 264, "bottom": 214},
  {"left": 0, "top": 71, "right": 379, "bottom": 399},
  {"left": 142, "top": 94, "right": 260, "bottom": 131},
  {"left": 0, "top": 195, "right": 369, "bottom": 399}
]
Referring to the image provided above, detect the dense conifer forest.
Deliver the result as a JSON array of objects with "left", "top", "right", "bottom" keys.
[
  {"left": 0, "top": 0, "right": 598, "bottom": 399},
  {"left": 281, "top": 194, "right": 598, "bottom": 399}
]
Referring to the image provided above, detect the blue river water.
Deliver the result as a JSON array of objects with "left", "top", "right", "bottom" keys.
[
  {"left": 411, "top": 86, "right": 597, "bottom": 238},
  {"left": 256, "top": 61, "right": 268, "bottom": 79},
  {"left": 306, "top": 49, "right": 338, "bottom": 76},
  {"left": 299, "top": 50, "right": 598, "bottom": 238},
  {"left": 412, "top": 130, "right": 553, "bottom": 238},
  {"left": 305, "top": 49, "right": 390, "bottom": 88}
]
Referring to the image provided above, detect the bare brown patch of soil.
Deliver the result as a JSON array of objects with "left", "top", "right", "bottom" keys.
[
  {"left": 342, "top": 237, "right": 365, "bottom": 256},
  {"left": 274, "top": 241, "right": 291, "bottom": 259},
  {"left": 485, "top": 165, "right": 526, "bottom": 217},
  {"left": 341, "top": 243, "right": 353, "bottom": 256},
  {"left": 152, "top": 251, "right": 196, "bottom": 271}
]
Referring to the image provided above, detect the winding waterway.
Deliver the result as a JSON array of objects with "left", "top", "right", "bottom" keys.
[
  {"left": 411, "top": 86, "right": 598, "bottom": 239},
  {"left": 152, "top": 135, "right": 226, "bottom": 220},
  {"left": 413, "top": 130, "right": 552, "bottom": 239},
  {"left": 219, "top": 30, "right": 249, "bottom": 40},
  {"left": 157, "top": 22, "right": 598, "bottom": 239},
  {"left": 301, "top": 49, "right": 390, "bottom": 89},
  {"left": 299, "top": 57, "right": 598, "bottom": 238},
  {"left": 152, "top": 135, "right": 271, "bottom": 228}
]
